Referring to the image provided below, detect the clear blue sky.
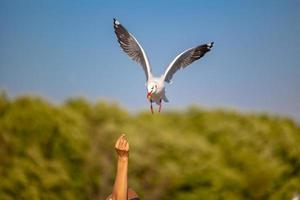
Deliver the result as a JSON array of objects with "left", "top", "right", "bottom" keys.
[{"left": 0, "top": 0, "right": 299, "bottom": 120}]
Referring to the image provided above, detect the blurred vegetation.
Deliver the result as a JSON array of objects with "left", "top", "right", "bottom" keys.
[{"left": 0, "top": 93, "right": 299, "bottom": 200}]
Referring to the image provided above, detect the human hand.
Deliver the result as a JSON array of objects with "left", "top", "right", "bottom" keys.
[{"left": 115, "top": 134, "right": 129, "bottom": 159}]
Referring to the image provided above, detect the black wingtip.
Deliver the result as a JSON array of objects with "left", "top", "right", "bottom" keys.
[{"left": 113, "top": 18, "right": 120, "bottom": 27}]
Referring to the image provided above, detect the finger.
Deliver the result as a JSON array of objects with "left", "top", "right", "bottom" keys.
[
  {"left": 115, "top": 139, "right": 120, "bottom": 149},
  {"left": 119, "top": 136, "right": 126, "bottom": 148},
  {"left": 119, "top": 134, "right": 125, "bottom": 141},
  {"left": 125, "top": 142, "right": 129, "bottom": 151},
  {"left": 122, "top": 140, "right": 128, "bottom": 149},
  {"left": 115, "top": 134, "right": 124, "bottom": 148},
  {"left": 121, "top": 135, "right": 127, "bottom": 143}
]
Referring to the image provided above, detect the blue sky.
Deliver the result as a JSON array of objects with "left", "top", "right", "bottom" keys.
[{"left": 0, "top": 0, "right": 299, "bottom": 120}]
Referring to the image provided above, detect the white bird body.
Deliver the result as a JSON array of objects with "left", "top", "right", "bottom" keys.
[
  {"left": 147, "top": 76, "right": 167, "bottom": 105},
  {"left": 113, "top": 18, "right": 213, "bottom": 113}
]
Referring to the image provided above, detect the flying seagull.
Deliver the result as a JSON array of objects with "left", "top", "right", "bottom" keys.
[{"left": 113, "top": 18, "right": 213, "bottom": 113}]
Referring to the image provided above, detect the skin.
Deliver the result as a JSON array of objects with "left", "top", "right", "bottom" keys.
[
  {"left": 106, "top": 134, "right": 139, "bottom": 200},
  {"left": 111, "top": 134, "right": 129, "bottom": 200}
]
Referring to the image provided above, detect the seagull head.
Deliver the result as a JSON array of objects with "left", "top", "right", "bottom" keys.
[{"left": 147, "top": 82, "right": 157, "bottom": 100}]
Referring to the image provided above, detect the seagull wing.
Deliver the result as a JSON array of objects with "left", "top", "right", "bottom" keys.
[
  {"left": 113, "top": 18, "right": 152, "bottom": 81},
  {"left": 162, "top": 42, "right": 213, "bottom": 83}
]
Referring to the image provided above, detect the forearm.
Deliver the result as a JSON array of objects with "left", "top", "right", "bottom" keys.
[{"left": 112, "top": 157, "right": 128, "bottom": 200}]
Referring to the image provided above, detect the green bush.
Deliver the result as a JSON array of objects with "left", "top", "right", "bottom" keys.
[{"left": 0, "top": 95, "right": 299, "bottom": 199}]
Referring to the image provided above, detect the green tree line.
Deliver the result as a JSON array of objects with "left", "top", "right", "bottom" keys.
[{"left": 0, "top": 93, "right": 299, "bottom": 200}]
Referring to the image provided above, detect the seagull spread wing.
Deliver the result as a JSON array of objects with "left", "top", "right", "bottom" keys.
[
  {"left": 162, "top": 42, "right": 214, "bottom": 83},
  {"left": 113, "top": 18, "right": 152, "bottom": 81}
]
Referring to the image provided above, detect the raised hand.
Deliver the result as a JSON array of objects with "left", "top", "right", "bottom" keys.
[{"left": 115, "top": 134, "right": 129, "bottom": 159}]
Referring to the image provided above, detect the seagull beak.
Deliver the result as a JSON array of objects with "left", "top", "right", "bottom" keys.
[{"left": 147, "top": 91, "right": 152, "bottom": 100}]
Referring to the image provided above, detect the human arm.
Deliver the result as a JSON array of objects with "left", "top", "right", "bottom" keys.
[{"left": 111, "top": 134, "right": 129, "bottom": 200}]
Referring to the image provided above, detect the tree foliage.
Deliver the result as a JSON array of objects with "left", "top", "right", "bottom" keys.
[{"left": 0, "top": 95, "right": 299, "bottom": 200}]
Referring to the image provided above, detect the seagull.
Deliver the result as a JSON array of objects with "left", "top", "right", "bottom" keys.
[{"left": 113, "top": 18, "right": 213, "bottom": 113}]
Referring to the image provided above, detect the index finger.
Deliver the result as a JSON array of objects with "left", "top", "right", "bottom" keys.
[{"left": 115, "top": 134, "right": 126, "bottom": 148}]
